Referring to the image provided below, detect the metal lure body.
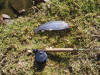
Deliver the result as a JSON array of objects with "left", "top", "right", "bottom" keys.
[{"left": 34, "top": 21, "right": 70, "bottom": 33}]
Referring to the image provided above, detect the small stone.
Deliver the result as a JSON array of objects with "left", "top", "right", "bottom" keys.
[
  {"left": 44, "top": 0, "right": 50, "bottom": 2},
  {"left": 2, "top": 14, "right": 11, "bottom": 19},
  {"left": 0, "top": 14, "right": 12, "bottom": 24},
  {"left": 27, "top": 50, "right": 32, "bottom": 53}
]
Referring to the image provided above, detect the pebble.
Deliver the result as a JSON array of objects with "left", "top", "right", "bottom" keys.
[{"left": 0, "top": 14, "right": 12, "bottom": 24}]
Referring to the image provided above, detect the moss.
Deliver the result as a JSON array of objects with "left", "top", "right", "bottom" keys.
[{"left": 0, "top": 0, "right": 100, "bottom": 75}]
